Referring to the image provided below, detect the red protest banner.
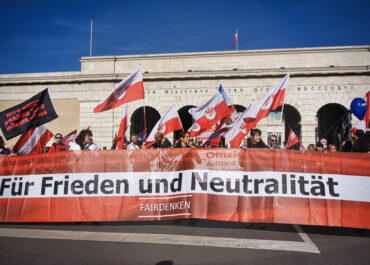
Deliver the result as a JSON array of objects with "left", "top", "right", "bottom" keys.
[{"left": 0, "top": 149, "right": 369, "bottom": 229}]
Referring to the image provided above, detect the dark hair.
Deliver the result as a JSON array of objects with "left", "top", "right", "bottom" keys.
[
  {"left": 355, "top": 130, "right": 364, "bottom": 137},
  {"left": 0, "top": 136, "right": 4, "bottom": 147},
  {"left": 316, "top": 142, "right": 324, "bottom": 148},
  {"left": 75, "top": 129, "right": 92, "bottom": 149},
  {"left": 250, "top": 128, "right": 262, "bottom": 137},
  {"left": 179, "top": 131, "right": 189, "bottom": 139},
  {"left": 55, "top": 133, "right": 62, "bottom": 138}
]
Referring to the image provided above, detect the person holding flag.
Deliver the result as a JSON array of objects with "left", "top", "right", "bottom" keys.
[
  {"left": 0, "top": 136, "right": 11, "bottom": 155},
  {"left": 69, "top": 129, "right": 98, "bottom": 151},
  {"left": 152, "top": 132, "right": 172, "bottom": 149},
  {"left": 146, "top": 105, "right": 183, "bottom": 147},
  {"left": 127, "top": 134, "right": 143, "bottom": 150},
  {"left": 203, "top": 85, "right": 240, "bottom": 147},
  {"left": 188, "top": 92, "right": 230, "bottom": 135},
  {"left": 49, "top": 133, "right": 69, "bottom": 152}
]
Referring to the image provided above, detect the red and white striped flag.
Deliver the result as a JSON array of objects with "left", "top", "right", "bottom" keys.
[
  {"left": 231, "top": 29, "right": 238, "bottom": 48},
  {"left": 188, "top": 92, "right": 230, "bottom": 134},
  {"left": 116, "top": 104, "right": 128, "bottom": 149},
  {"left": 147, "top": 105, "right": 183, "bottom": 143},
  {"left": 13, "top": 126, "right": 53, "bottom": 155},
  {"left": 62, "top": 130, "right": 77, "bottom": 145},
  {"left": 224, "top": 103, "right": 253, "bottom": 148},
  {"left": 243, "top": 73, "right": 289, "bottom": 127},
  {"left": 93, "top": 68, "right": 144, "bottom": 113},
  {"left": 285, "top": 128, "right": 300, "bottom": 150}
]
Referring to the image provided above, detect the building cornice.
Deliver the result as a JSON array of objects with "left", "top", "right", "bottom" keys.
[
  {"left": 0, "top": 66, "right": 369, "bottom": 85},
  {"left": 79, "top": 45, "right": 370, "bottom": 62}
]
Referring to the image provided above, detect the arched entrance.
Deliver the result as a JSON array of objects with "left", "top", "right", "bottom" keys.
[
  {"left": 274, "top": 104, "right": 301, "bottom": 149},
  {"left": 233, "top": 104, "right": 246, "bottom": 114},
  {"left": 130, "top": 106, "right": 160, "bottom": 139},
  {"left": 283, "top": 104, "right": 301, "bottom": 149},
  {"left": 316, "top": 103, "right": 349, "bottom": 146},
  {"left": 174, "top": 105, "right": 196, "bottom": 140}
]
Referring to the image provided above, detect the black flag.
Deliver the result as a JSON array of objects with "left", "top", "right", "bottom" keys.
[{"left": 0, "top": 88, "right": 58, "bottom": 140}]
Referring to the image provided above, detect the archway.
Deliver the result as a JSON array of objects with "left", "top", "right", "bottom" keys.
[
  {"left": 316, "top": 103, "right": 349, "bottom": 146},
  {"left": 274, "top": 104, "right": 302, "bottom": 149},
  {"left": 233, "top": 104, "right": 246, "bottom": 114},
  {"left": 130, "top": 106, "right": 160, "bottom": 140},
  {"left": 174, "top": 105, "right": 196, "bottom": 140}
]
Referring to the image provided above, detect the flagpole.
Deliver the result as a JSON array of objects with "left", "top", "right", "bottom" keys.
[
  {"left": 143, "top": 101, "right": 147, "bottom": 144},
  {"left": 90, "top": 19, "right": 93, "bottom": 56},
  {"left": 58, "top": 118, "right": 66, "bottom": 136},
  {"left": 140, "top": 65, "right": 147, "bottom": 144},
  {"left": 279, "top": 87, "right": 287, "bottom": 145},
  {"left": 112, "top": 108, "right": 115, "bottom": 141}
]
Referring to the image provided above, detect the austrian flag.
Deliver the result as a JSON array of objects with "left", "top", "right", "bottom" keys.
[
  {"left": 62, "top": 130, "right": 77, "bottom": 145},
  {"left": 13, "top": 126, "right": 53, "bottom": 155},
  {"left": 94, "top": 68, "right": 144, "bottom": 113}
]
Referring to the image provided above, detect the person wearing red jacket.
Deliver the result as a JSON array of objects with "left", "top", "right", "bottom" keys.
[{"left": 48, "top": 133, "right": 68, "bottom": 152}]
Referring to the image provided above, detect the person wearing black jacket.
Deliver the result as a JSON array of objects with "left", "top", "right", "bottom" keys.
[
  {"left": 174, "top": 132, "right": 191, "bottom": 148},
  {"left": 248, "top": 128, "right": 269, "bottom": 149},
  {"left": 351, "top": 130, "right": 370, "bottom": 153},
  {"left": 152, "top": 132, "right": 172, "bottom": 148},
  {"left": 0, "top": 136, "right": 11, "bottom": 155}
]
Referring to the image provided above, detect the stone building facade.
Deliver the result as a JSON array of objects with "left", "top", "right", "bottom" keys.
[{"left": 0, "top": 45, "right": 369, "bottom": 148}]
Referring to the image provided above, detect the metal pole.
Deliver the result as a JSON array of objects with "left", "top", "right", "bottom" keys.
[{"left": 90, "top": 19, "right": 93, "bottom": 56}]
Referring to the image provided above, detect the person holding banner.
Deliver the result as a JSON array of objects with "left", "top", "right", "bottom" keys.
[
  {"left": 269, "top": 135, "right": 282, "bottom": 149},
  {"left": 248, "top": 129, "right": 268, "bottom": 149},
  {"left": 69, "top": 130, "right": 98, "bottom": 151},
  {"left": 127, "top": 134, "right": 144, "bottom": 150},
  {"left": 351, "top": 130, "right": 370, "bottom": 152},
  {"left": 48, "top": 133, "right": 68, "bottom": 152},
  {"left": 240, "top": 137, "right": 249, "bottom": 149},
  {"left": 152, "top": 132, "right": 172, "bottom": 148},
  {"left": 328, "top": 144, "right": 337, "bottom": 152},
  {"left": 174, "top": 132, "right": 191, "bottom": 148},
  {"left": 0, "top": 136, "right": 11, "bottom": 155}
]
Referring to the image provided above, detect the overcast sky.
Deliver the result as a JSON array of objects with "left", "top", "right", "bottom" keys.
[{"left": 0, "top": 0, "right": 369, "bottom": 74}]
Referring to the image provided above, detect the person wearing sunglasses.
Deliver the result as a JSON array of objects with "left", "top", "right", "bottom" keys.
[
  {"left": 48, "top": 133, "right": 68, "bottom": 153},
  {"left": 269, "top": 134, "right": 282, "bottom": 149}
]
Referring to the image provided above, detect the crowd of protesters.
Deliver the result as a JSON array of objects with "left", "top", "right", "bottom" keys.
[{"left": 0, "top": 126, "right": 369, "bottom": 156}]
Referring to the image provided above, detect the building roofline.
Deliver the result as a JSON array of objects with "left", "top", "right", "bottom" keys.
[{"left": 80, "top": 45, "right": 370, "bottom": 62}]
